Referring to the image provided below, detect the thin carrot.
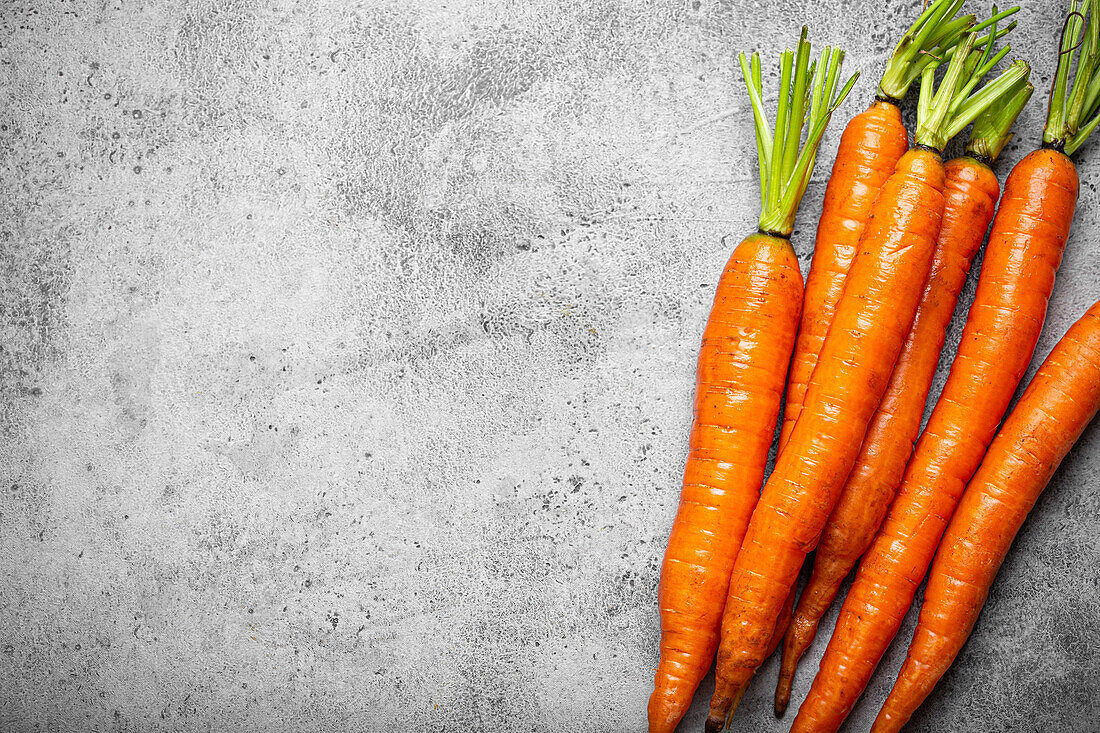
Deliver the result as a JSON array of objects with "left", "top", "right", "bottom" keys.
[
  {"left": 772, "top": 74, "right": 1034, "bottom": 717},
  {"left": 778, "top": 0, "right": 1018, "bottom": 450},
  {"left": 705, "top": 34, "right": 1029, "bottom": 731},
  {"left": 792, "top": 5, "right": 1095, "bottom": 729},
  {"left": 647, "top": 31, "right": 857, "bottom": 733},
  {"left": 871, "top": 299, "right": 1100, "bottom": 733}
]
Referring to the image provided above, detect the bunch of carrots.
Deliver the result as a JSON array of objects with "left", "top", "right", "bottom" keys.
[{"left": 649, "top": 1, "right": 1100, "bottom": 731}]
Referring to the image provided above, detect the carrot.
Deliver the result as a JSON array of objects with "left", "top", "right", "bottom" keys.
[
  {"left": 778, "top": 0, "right": 1019, "bottom": 450},
  {"left": 792, "top": 6, "right": 1095, "bottom": 729},
  {"left": 868, "top": 7, "right": 1100, "bottom": 729},
  {"left": 647, "top": 31, "right": 857, "bottom": 733},
  {"left": 772, "top": 75, "right": 1034, "bottom": 717},
  {"left": 871, "top": 299, "right": 1100, "bottom": 733},
  {"left": 705, "top": 34, "right": 1029, "bottom": 731},
  {"left": 770, "top": 4, "right": 1019, "bottom": 671}
]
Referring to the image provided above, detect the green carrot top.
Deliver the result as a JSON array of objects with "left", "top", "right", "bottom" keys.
[
  {"left": 1046, "top": 0, "right": 1100, "bottom": 155},
  {"left": 966, "top": 75, "right": 1034, "bottom": 163},
  {"left": 741, "top": 28, "right": 858, "bottom": 238},
  {"left": 878, "top": 0, "right": 1019, "bottom": 103},
  {"left": 913, "top": 26, "right": 1031, "bottom": 153}
]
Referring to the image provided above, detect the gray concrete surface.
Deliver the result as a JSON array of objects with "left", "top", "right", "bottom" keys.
[{"left": 1, "top": 1, "right": 1098, "bottom": 731}]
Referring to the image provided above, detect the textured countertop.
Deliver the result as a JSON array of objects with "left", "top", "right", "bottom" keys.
[{"left": 2, "top": 1, "right": 1097, "bottom": 731}]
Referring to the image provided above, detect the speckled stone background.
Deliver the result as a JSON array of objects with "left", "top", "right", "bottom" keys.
[{"left": 1, "top": 0, "right": 1097, "bottom": 731}]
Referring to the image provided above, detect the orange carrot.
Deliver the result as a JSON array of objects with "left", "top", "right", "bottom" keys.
[
  {"left": 792, "top": 7, "right": 1094, "bottom": 728},
  {"left": 772, "top": 77, "right": 1034, "bottom": 717},
  {"left": 871, "top": 299, "right": 1100, "bottom": 733},
  {"left": 778, "top": 0, "right": 1018, "bottom": 450},
  {"left": 866, "top": 6, "right": 1100, "bottom": 728},
  {"left": 647, "top": 32, "right": 856, "bottom": 733},
  {"left": 705, "top": 36, "right": 1029, "bottom": 731},
  {"left": 791, "top": 150, "right": 1075, "bottom": 733},
  {"left": 650, "top": 233, "right": 802, "bottom": 733},
  {"left": 771, "top": 5, "right": 1017, "bottom": 672},
  {"left": 780, "top": 98, "right": 906, "bottom": 449}
]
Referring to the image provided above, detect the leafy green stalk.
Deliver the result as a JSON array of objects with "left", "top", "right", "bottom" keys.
[
  {"left": 878, "top": 0, "right": 971, "bottom": 101},
  {"left": 744, "top": 53, "right": 769, "bottom": 210},
  {"left": 939, "top": 7, "right": 1020, "bottom": 64},
  {"left": 1047, "top": 0, "right": 1100, "bottom": 154},
  {"left": 768, "top": 47, "right": 796, "bottom": 213},
  {"left": 914, "top": 29, "right": 1032, "bottom": 152},
  {"left": 967, "top": 75, "right": 1035, "bottom": 162},
  {"left": 878, "top": 2, "right": 1022, "bottom": 103},
  {"left": 915, "top": 34, "right": 977, "bottom": 150},
  {"left": 740, "top": 28, "right": 859, "bottom": 237}
]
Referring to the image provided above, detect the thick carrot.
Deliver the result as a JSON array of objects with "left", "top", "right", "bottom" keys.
[
  {"left": 772, "top": 78, "right": 1034, "bottom": 717},
  {"left": 705, "top": 37, "right": 1029, "bottom": 731},
  {"left": 778, "top": 0, "right": 1019, "bottom": 450},
  {"left": 650, "top": 233, "right": 802, "bottom": 733},
  {"left": 871, "top": 300, "right": 1100, "bottom": 733},
  {"left": 792, "top": 9, "right": 1094, "bottom": 728},
  {"left": 647, "top": 32, "right": 856, "bottom": 733}
]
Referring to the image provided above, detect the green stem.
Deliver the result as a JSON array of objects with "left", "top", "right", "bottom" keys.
[
  {"left": 739, "top": 53, "right": 770, "bottom": 211},
  {"left": 967, "top": 76, "right": 1035, "bottom": 162},
  {"left": 914, "top": 25, "right": 1031, "bottom": 153},
  {"left": 1067, "top": 109, "right": 1100, "bottom": 153},
  {"left": 890, "top": 6, "right": 1022, "bottom": 102},
  {"left": 941, "top": 6, "right": 1021, "bottom": 59},
  {"left": 769, "top": 48, "right": 795, "bottom": 212},
  {"left": 1048, "top": 0, "right": 1100, "bottom": 154},
  {"left": 944, "top": 60, "right": 1030, "bottom": 142},
  {"left": 782, "top": 31, "right": 813, "bottom": 186},
  {"left": 878, "top": 0, "right": 972, "bottom": 101},
  {"left": 916, "top": 34, "right": 976, "bottom": 150},
  {"left": 740, "top": 29, "right": 858, "bottom": 237}
]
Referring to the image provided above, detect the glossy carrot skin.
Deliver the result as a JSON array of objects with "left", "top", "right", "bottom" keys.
[
  {"left": 766, "top": 586, "right": 796, "bottom": 661},
  {"left": 706, "top": 148, "right": 944, "bottom": 731},
  {"left": 649, "top": 233, "right": 803, "bottom": 733},
  {"left": 792, "top": 148, "right": 1079, "bottom": 733},
  {"left": 779, "top": 100, "right": 909, "bottom": 450},
  {"left": 774, "top": 155, "right": 1000, "bottom": 715},
  {"left": 872, "top": 300, "right": 1100, "bottom": 733}
]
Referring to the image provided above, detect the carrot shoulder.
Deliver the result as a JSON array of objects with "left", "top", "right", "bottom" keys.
[{"left": 871, "top": 300, "right": 1100, "bottom": 733}]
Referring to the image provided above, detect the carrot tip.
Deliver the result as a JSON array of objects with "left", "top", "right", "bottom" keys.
[
  {"left": 774, "top": 685, "right": 791, "bottom": 717},
  {"left": 704, "top": 716, "right": 726, "bottom": 733}
]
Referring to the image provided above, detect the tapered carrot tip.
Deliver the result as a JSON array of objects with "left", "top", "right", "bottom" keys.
[
  {"left": 705, "top": 679, "right": 748, "bottom": 732},
  {"left": 647, "top": 704, "right": 680, "bottom": 733},
  {"left": 774, "top": 671, "right": 792, "bottom": 717},
  {"left": 774, "top": 617, "right": 804, "bottom": 716}
]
